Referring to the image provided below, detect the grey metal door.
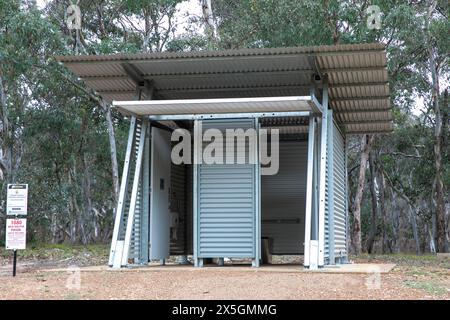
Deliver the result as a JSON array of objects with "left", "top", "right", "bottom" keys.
[
  {"left": 197, "top": 119, "right": 258, "bottom": 259},
  {"left": 149, "top": 127, "right": 172, "bottom": 260}
]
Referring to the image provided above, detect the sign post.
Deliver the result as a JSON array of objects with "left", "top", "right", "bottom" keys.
[
  {"left": 13, "top": 250, "right": 17, "bottom": 277},
  {"left": 6, "top": 184, "right": 28, "bottom": 277}
]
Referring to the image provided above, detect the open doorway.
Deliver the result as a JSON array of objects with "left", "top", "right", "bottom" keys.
[
  {"left": 260, "top": 117, "right": 309, "bottom": 266},
  {"left": 149, "top": 122, "right": 194, "bottom": 264}
]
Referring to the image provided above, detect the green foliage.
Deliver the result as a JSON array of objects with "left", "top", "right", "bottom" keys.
[
  {"left": 0, "top": 1, "right": 130, "bottom": 244},
  {"left": 166, "top": 35, "right": 210, "bottom": 52}
]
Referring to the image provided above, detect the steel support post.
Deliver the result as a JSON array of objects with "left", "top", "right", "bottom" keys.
[
  {"left": 109, "top": 117, "right": 137, "bottom": 268},
  {"left": 121, "top": 120, "right": 148, "bottom": 266},
  {"left": 139, "top": 119, "right": 150, "bottom": 264},
  {"left": 327, "top": 110, "right": 335, "bottom": 265},
  {"left": 318, "top": 79, "right": 329, "bottom": 267},
  {"left": 304, "top": 115, "right": 316, "bottom": 268},
  {"left": 252, "top": 118, "right": 261, "bottom": 268},
  {"left": 193, "top": 120, "right": 201, "bottom": 267}
]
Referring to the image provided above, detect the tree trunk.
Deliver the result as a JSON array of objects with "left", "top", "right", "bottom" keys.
[
  {"left": 426, "top": 0, "right": 447, "bottom": 253},
  {"left": 377, "top": 167, "right": 390, "bottom": 253},
  {"left": 382, "top": 167, "right": 421, "bottom": 254},
  {"left": 427, "top": 222, "right": 436, "bottom": 253},
  {"left": 443, "top": 90, "right": 449, "bottom": 249},
  {"left": 51, "top": 213, "right": 58, "bottom": 244},
  {"left": 67, "top": 154, "right": 87, "bottom": 244},
  {"left": 429, "top": 47, "right": 447, "bottom": 253},
  {"left": 82, "top": 152, "right": 94, "bottom": 243},
  {"left": 201, "top": 0, "right": 218, "bottom": 47},
  {"left": 0, "top": 74, "right": 12, "bottom": 180},
  {"left": 367, "top": 150, "right": 378, "bottom": 253},
  {"left": 351, "top": 134, "right": 373, "bottom": 254},
  {"left": 408, "top": 205, "right": 421, "bottom": 255},
  {"left": 101, "top": 102, "right": 120, "bottom": 207},
  {"left": 390, "top": 190, "right": 400, "bottom": 253}
]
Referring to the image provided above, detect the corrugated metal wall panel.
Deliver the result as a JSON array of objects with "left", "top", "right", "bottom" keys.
[
  {"left": 198, "top": 119, "right": 256, "bottom": 258},
  {"left": 333, "top": 122, "right": 347, "bottom": 258},
  {"left": 261, "top": 141, "right": 307, "bottom": 254},
  {"left": 130, "top": 181, "right": 142, "bottom": 260}
]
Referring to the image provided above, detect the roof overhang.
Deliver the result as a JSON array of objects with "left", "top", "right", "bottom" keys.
[
  {"left": 112, "top": 96, "right": 313, "bottom": 117},
  {"left": 56, "top": 43, "right": 393, "bottom": 134}
]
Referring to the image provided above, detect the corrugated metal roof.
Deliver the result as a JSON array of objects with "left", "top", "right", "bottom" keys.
[{"left": 56, "top": 43, "right": 392, "bottom": 134}]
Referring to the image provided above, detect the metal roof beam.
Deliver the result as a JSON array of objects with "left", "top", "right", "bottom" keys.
[
  {"left": 82, "top": 68, "right": 314, "bottom": 80},
  {"left": 121, "top": 63, "right": 144, "bottom": 87},
  {"left": 310, "top": 90, "right": 323, "bottom": 114},
  {"left": 147, "top": 111, "right": 310, "bottom": 121},
  {"left": 96, "top": 84, "right": 311, "bottom": 95},
  {"left": 149, "top": 120, "right": 174, "bottom": 132},
  {"left": 158, "top": 84, "right": 311, "bottom": 93},
  {"left": 140, "top": 79, "right": 155, "bottom": 100},
  {"left": 173, "top": 120, "right": 191, "bottom": 129},
  {"left": 142, "top": 68, "right": 315, "bottom": 79},
  {"left": 307, "top": 56, "right": 323, "bottom": 80}
]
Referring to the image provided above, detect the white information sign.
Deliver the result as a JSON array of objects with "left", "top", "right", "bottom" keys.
[
  {"left": 7, "top": 184, "right": 28, "bottom": 215},
  {"left": 6, "top": 219, "right": 27, "bottom": 250}
]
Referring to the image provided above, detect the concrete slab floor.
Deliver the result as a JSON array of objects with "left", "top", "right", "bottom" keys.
[{"left": 41, "top": 263, "right": 396, "bottom": 274}]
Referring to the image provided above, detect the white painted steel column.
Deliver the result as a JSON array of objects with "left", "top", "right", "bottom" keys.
[
  {"left": 193, "top": 120, "right": 201, "bottom": 267},
  {"left": 109, "top": 117, "right": 136, "bottom": 268},
  {"left": 304, "top": 115, "right": 316, "bottom": 268},
  {"left": 140, "top": 120, "right": 150, "bottom": 264},
  {"left": 327, "top": 110, "right": 335, "bottom": 265},
  {"left": 252, "top": 118, "right": 261, "bottom": 268},
  {"left": 318, "top": 80, "right": 329, "bottom": 267},
  {"left": 121, "top": 120, "right": 148, "bottom": 266}
]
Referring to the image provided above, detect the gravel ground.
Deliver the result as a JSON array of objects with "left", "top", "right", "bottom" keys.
[
  {"left": 1, "top": 247, "right": 448, "bottom": 300},
  {"left": 0, "top": 264, "right": 448, "bottom": 300}
]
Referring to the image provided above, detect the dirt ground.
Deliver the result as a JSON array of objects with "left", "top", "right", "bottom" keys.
[{"left": 0, "top": 246, "right": 449, "bottom": 300}]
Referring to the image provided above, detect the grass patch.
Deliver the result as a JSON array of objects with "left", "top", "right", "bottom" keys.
[
  {"left": 0, "top": 243, "right": 109, "bottom": 266},
  {"left": 353, "top": 253, "right": 448, "bottom": 267},
  {"left": 404, "top": 280, "right": 448, "bottom": 296},
  {"left": 406, "top": 267, "right": 429, "bottom": 277}
]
